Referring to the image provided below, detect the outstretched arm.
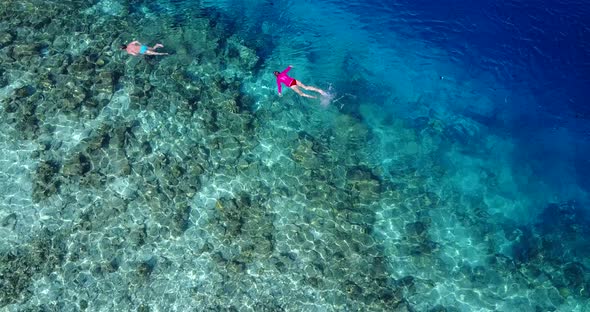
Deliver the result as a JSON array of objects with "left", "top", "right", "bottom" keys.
[
  {"left": 280, "top": 65, "right": 292, "bottom": 75},
  {"left": 277, "top": 80, "right": 283, "bottom": 95}
]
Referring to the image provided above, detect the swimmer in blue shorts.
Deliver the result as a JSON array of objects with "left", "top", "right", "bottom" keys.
[{"left": 121, "top": 41, "right": 168, "bottom": 56}]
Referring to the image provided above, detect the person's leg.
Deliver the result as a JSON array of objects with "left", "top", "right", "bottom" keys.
[
  {"left": 297, "top": 82, "right": 326, "bottom": 96},
  {"left": 145, "top": 50, "right": 168, "bottom": 55},
  {"left": 291, "top": 86, "right": 316, "bottom": 98},
  {"left": 146, "top": 44, "right": 167, "bottom": 55}
]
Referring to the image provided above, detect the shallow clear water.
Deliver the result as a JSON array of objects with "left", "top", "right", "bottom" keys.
[{"left": 1, "top": 0, "right": 589, "bottom": 311}]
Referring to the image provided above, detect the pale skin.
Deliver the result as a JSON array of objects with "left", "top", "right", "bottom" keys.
[
  {"left": 122, "top": 41, "right": 168, "bottom": 56},
  {"left": 276, "top": 65, "right": 326, "bottom": 99},
  {"left": 285, "top": 82, "right": 326, "bottom": 99}
]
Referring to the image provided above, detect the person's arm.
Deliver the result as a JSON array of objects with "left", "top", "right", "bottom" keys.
[
  {"left": 280, "top": 65, "right": 292, "bottom": 75},
  {"left": 277, "top": 80, "right": 283, "bottom": 95}
]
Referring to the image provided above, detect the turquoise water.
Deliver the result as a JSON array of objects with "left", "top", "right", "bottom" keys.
[{"left": 1, "top": 0, "right": 589, "bottom": 311}]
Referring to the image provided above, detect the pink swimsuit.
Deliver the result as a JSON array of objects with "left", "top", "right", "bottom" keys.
[{"left": 276, "top": 66, "right": 296, "bottom": 94}]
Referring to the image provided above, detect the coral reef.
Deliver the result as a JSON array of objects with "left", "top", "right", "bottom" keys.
[
  {"left": 0, "top": 0, "right": 587, "bottom": 311},
  {"left": 0, "top": 229, "right": 67, "bottom": 306}
]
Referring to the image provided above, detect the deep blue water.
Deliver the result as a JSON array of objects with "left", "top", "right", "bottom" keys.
[{"left": 195, "top": 0, "right": 590, "bottom": 219}]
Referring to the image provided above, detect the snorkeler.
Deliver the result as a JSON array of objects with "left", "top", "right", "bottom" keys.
[
  {"left": 121, "top": 41, "right": 168, "bottom": 56},
  {"left": 274, "top": 65, "right": 326, "bottom": 99}
]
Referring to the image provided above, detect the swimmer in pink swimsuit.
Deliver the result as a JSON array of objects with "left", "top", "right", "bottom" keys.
[
  {"left": 120, "top": 41, "right": 168, "bottom": 56},
  {"left": 274, "top": 65, "right": 326, "bottom": 99}
]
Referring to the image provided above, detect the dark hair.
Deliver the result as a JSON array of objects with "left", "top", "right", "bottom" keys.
[
  {"left": 273, "top": 71, "right": 280, "bottom": 76},
  {"left": 120, "top": 44, "right": 127, "bottom": 50}
]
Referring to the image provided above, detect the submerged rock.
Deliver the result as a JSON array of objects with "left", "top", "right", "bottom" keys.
[
  {"left": 0, "top": 32, "right": 14, "bottom": 48},
  {"left": 11, "top": 44, "right": 42, "bottom": 57},
  {"left": 15, "top": 85, "right": 36, "bottom": 98},
  {"left": 62, "top": 81, "right": 88, "bottom": 111},
  {"left": 32, "top": 160, "right": 62, "bottom": 201},
  {"left": 1, "top": 213, "right": 17, "bottom": 230},
  {"left": 562, "top": 262, "right": 586, "bottom": 288},
  {"left": 345, "top": 165, "right": 382, "bottom": 202},
  {"left": 62, "top": 153, "right": 93, "bottom": 177},
  {"left": 0, "top": 229, "right": 67, "bottom": 306},
  {"left": 405, "top": 221, "right": 428, "bottom": 237}
]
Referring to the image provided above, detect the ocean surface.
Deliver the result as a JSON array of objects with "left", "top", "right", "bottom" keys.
[{"left": 1, "top": 0, "right": 589, "bottom": 311}]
